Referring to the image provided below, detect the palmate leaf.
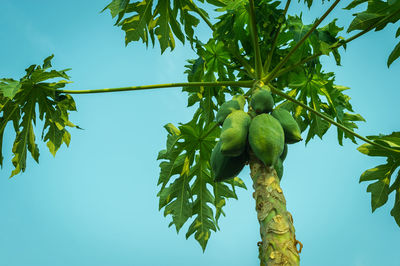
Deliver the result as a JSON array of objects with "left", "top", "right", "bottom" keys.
[
  {"left": 0, "top": 55, "right": 77, "bottom": 177},
  {"left": 279, "top": 69, "right": 364, "bottom": 145},
  {"left": 358, "top": 132, "right": 400, "bottom": 224},
  {"left": 103, "top": 0, "right": 209, "bottom": 53},
  {"left": 182, "top": 40, "right": 243, "bottom": 124},
  {"left": 157, "top": 111, "right": 246, "bottom": 250},
  {"left": 345, "top": 0, "right": 400, "bottom": 66}
]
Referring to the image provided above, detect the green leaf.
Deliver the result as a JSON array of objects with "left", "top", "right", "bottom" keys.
[
  {"left": 0, "top": 55, "right": 77, "bottom": 177},
  {"left": 358, "top": 132, "right": 400, "bottom": 223},
  {"left": 0, "top": 79, "right": 22, "bottom": 99},
  {"left": 367, "top": 178, "right": 390, "bottom": 212},
  {"left": 157, "top": 116, "right": 245, "bottom": 250},
  {"left": 390, "top": 181, "right": 400, "bottom": 226},
  {"left": 10, "top": 93, "right": 39, "bottom": 177},
  {"left": 387, "top": 41, "right": 400, "bottom": 67},
  {"left": 104, "top": 0, "right": 204, "bottom": 53},
  {"left": 360, "top": 163, "right": 393, "bottom": 182},
  {"left": 344, "top": 0, "right": 368, "bottom": 10},
  {"left": 102, "top": 0, "right": 129, "bottom": 18}
]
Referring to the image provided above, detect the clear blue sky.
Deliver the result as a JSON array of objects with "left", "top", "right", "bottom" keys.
[{"left": 0, "top": 1, "right": 399, "bottom": 266}]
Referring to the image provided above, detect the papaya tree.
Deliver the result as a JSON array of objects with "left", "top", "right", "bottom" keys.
[{"left": 1, "top": 0, "right": 400, "bottom": 265}]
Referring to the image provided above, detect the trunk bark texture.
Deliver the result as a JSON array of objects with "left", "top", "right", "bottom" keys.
[{"left": 249, "top": 154, "right": 301, "bottom": 266}]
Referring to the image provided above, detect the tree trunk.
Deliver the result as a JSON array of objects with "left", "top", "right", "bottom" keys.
[{"left": 249, "top": 154, "right": 301, "bottom": 266}]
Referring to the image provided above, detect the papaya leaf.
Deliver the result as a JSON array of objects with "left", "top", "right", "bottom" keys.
[
  {"left": 360, "top": 163, "right": 392, "bottom": 182},
  {"left": 391, "top": 175, "right": 400, "bottom": 226},
  {"left": 358, "top": 132, "right": 400, "bottom": 221},
  {"left": 0, "top": 55, "right": 77, "bottom": 177},
  {"left": 182, "top": 40, "right": 243, "bottom": 124},
  {"left": 346, "top": 0, "right": 400, "bottom": 66},
  {"left": 0, "top": 79, "right": 22, "bottom": 99},
  {"left": 387, "top": 41, "right": 400, "bottom": 67},
  {"left": 103, "top": 0, "right": 206, "bottom": 53},
  {"left": 157, "top": 115, "right": 245, "bottom": 250},
  {"left": 281, "top": 69, "right": 363, "bottom": 145},
  {"left": 367, "top": 177, "right": 390, "bottom": 212}
]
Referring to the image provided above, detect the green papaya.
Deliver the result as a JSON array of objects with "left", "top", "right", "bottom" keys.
[
  {"left": 248, "top": 109, "right": 257, "bottom": 119},
  {"left": 280, "top": 144, "right": 288, "bottom": 162},
  {"left": 232, "top": 95, "right": 246, "bottom": 109},
  {"left": 249, "top": 114, "right": 284, "bottom": 166},
  {"left": 215, "top": 95, "right": 246, "bottom": 125},
  {"left": 274, "top": 158, "right": 284, "bottom": 180},
  {"left": 211, "top": 141, "right": 247, "bottom": 182},
  {"left": 271, "top": 108, "right": 302, "bottom": 144},
  {"left": 250, "top": 87, "right": 274, "bottom": 114},
  {"left": 220, "top": 110, "right": 251, "bottom": 157}
]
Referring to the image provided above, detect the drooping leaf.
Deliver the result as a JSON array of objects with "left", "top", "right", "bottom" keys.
[
  {"left": 0, "top": 55, "right": 77, "bottom": 177},
  {"left": 358, "top": 132, "right": 400, "bottom": 222},
  {"left": 388, "top": 41, "right": 400, "bottom": 67},
  {"left": 103, "top": 0, "right": 207, "bottom": 53},
  {"left": 157, "top": 115, "right": 246, "bottom": 250},
  {"left": 367, "top": 177, "right": 390, "bottom": 212},
  {"left": 0, "top": 79, "right": 22, "bottom": 99},
  {"left": 346, "top": 0, "right": 400, "bottom": 66}
]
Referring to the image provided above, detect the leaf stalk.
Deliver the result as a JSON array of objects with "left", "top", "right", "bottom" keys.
[
  {"left": 267, "top": 84, "right": 400, "bottom": 154},
  {"left": 263, "top": 0, "right": 341, "bottom": 83},
  {"left": 55, "top": 81, "right": 255, "bottom": 95},
  {"left": 248, "top": 0, "right": 264, "bottom": 79}
]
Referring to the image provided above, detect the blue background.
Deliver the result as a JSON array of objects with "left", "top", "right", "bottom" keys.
[{"left": 0, "top": 1, "right": 399, "bottom": 265}]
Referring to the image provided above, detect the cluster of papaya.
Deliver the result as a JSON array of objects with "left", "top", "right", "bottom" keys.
[{"left": 211, "top": 86, "right": 302, "bottom": 182}]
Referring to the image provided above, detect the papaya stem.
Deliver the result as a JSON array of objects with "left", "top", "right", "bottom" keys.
[
  {"left": 263, "top": 0, "right": 341, "bottom": 84},
  {"left": 263, "top": 0, "right": 291, "bottom": 74},
  {"left": 54, "top": 80, "right": 254, "bottom": 94},
  {"left": 267, "top": 84, "right": 400, "bottom": 154},
  {"left": 248, "top": 0, "right": 264, "bottom": 79},
  {"left": 250, "top": 154, "right": 300, "bottom": 266}
]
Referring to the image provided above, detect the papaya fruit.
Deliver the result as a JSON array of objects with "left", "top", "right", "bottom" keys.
[
  {"left": 210, "top": 141, "right": 247, "bottom": 182},
  {"left": 280, "top": 144, "right": 288, "bottom": 162},
  {"left": 220, "top": 110, "right": 251, "bottom": 157},
  {"left": 250, "top": 87, "right": 274, "bottom": 114},
  {"left": 274, "top": 158, "right": 284, "bottom": 180},
  {"left": 249, "top": 114, "right": 284, "bottom": 166},
  {"left": 232, "top": 95, "right": 246, "bottom": 109},
  {"left": 215, "top": 95, "right": 246, "bottom": 125},
  {"left": 271, "top": 108, "right": 302, "bottom": 144}
]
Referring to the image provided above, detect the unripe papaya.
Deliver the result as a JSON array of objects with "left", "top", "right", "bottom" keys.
[
  {"left": 250, "top": 87, "right": 274, "bottom": 114},
  {"left": 274, "top": 158, "right": 284, "bottom": 180},
  {"left": 215, "top": 95, "right": 246, "bottom": 125},
  {"left": 220, "top": 110, "right": 251, "bottom": 157},
  {"left": 271, "top": 108, "right": 302, "bottom": 144},
  {"left": 210, "top": 141, "right": 247, "bottom": 182},
  {"left": 249, "top": 114, "right": 284, "bottom": 166},
  {"left": 232, "top": 95, "right": 246, "bottom": 109},
  {"left": 280, "top": 144, "right": 288, "bottom": 162}
]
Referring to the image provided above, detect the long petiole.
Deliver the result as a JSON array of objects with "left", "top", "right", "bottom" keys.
[
  {"left": 268, "top": 84, "right": 400, "bottom": 154},
  {"left": 54, "top": 80, "right": 255, "bottom": 95},
  {"left": 263, "top": 0, "right": 292, "bottom": 74},
  {"left": 263, "top": 0, "right": 341, "bottom": 84},
  {"left": 273, "top": 6, "right": 400, "bottom": 79},
  {"left": 248, "top": 0, "right": 264, "bottom": 79}
]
